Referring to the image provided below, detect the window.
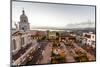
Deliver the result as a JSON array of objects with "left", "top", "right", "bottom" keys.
[
  {"left": 22, "top": 27, "right": 24, "bottom": 30},
  {"left": 21, "top": 37, "right": 24, "bottom": 46},
  {"left": 89, "top": 40, "right": 90, "bottom": 42},
  {"left": 92, "top": 36, "right": 94, "bottom": 38},
  {"left": 24, "top": 20, "right": 26, "bottom": 22},
  {"left": 84, "top": 34, "right": 91, "bottom": 38},
  {"left": 92, "top": 41, "right": 95, "bottom": 45},
  {"left": 12, "top": 39, "right": 16, "bottom": 50}
]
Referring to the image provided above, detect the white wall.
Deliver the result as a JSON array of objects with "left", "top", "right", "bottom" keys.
[
  {"left": 0, "top": 0, "right": 100, "bottom": 67},
  {"left": 12, "top": 35, "right": 21, "bottom": 54}
]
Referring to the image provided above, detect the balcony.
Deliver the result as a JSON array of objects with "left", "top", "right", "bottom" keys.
[{"left": 12, "top": 43, "right": 32, "bottom": 61}]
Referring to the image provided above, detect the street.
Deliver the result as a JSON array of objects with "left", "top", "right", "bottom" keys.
[{"left": 25, "top": 40, "right": 48, "bottom": 65}]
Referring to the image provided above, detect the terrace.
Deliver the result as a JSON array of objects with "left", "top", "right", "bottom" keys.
[{"left": 12, "top": 43, "right": 32, "bottom": 61}]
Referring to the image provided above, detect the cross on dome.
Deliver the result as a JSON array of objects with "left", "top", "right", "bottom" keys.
[{"left": 22, "top": 8, "right": 25, "bottom": 15}]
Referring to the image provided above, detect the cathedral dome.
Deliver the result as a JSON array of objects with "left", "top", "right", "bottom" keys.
[{"left": 20, "top": 9, "right": 28, "bottom": 23}]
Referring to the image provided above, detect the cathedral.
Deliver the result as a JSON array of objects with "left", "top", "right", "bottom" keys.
[
  {"left": 11, "top": 9, "right": 35, "bottom": 65},
  {"left": 11, "top": 9, "right": 47, "bottom": 65}
]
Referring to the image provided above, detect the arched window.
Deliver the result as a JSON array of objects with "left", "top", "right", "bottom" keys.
[
  {"left": 24, "top": 20, "right": 26, "bottom": 22},
  {"left": 22, "top": 27, "right": 24, "bottom": 30},
  {"left": 21, "top": 37, "right": 24, "bottom": 46},
  {"left": 12, "top": 39, "right": 16, "bottom": 50}
]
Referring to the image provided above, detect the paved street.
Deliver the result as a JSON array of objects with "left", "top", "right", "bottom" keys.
[
  {"left": 60, "top": 42, "right": 75, "bottom": 62},
  {"left": 26, "top": 40, "right": 48, "bottom": 65},
  {"left": 65, "top": 48, "right": 76, "bottom": 62},
  {"left": 39, "top": 42, "right": 52, "bottom": 64}
]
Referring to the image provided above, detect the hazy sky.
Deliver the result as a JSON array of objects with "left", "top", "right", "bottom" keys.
[{"left": 12, "top": 1, "right": 95, "bottom": 28}]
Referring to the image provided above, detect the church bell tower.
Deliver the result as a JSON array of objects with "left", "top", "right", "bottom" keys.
[{"left": 19, "top": 9, "right": 30, "bottom": 32}]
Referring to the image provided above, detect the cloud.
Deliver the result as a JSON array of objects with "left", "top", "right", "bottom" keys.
[{"left": 66, "top": 22, "right": 95, "bottom": 28}]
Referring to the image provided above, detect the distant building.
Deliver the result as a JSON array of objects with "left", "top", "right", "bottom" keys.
[
  {"left": 46, "top": 30, "right": 57, "bottom": 40},
  {"left": 82, "top": 32, "right": 95, "bottom": 48},
  {"left": 59, "top": 32, "right": 76, "bottom": 43}
]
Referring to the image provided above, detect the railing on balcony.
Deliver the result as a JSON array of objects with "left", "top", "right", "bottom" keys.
[{"left": 12, "top": 42, "right": 32, "bottom": 61}]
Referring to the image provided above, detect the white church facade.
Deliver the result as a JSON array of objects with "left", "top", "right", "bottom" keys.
[{"left": 11, "top": 9, "right": 38, "bottom": 65}]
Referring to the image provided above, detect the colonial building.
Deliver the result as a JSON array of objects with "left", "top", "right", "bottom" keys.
[
  {"left": 11, "top": 9, "right": 38, "bottom": 65},
  {"left": 46, "top": 30, "right": 57, "bottom": 40},
  {"left": 82, "top": 32, "right": 96, "bottom": 48}
]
